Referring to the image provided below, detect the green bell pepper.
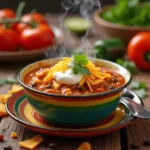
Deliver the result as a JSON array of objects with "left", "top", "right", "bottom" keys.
[{"left": 94, "top": 38, "right": 126, "bottom": 61}]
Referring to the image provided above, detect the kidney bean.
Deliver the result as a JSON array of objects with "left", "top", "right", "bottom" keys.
[
  {"left": 111, "top": 78, "right": 118, "bottom": 83},
  {"left": 31, "top": 82, "right": 37, "bottom": 88},
  {"left": 96, "top": 87, "right": 105, "bottom": 92},
  {"left": 77, "top": 85, "right": 85, "bottom": 91},
  {"left": 105, "top": 77, "right": 112, "bottom": 83},
  {"left": 45, "top": 89, "right": 57, "bottom": 93},
  {"left": 116, "top": 77, "right": 124, "bottom": 81}
]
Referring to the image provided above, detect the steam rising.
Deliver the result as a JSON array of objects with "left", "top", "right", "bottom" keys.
[
  {"left": 45, "top": 0, "right": 101, "bottom": 58},
  {"left": 61, "top": 0, "right": 100, "bottom": 20},
  {"left": 60, "top": 0, "right": 100, "bottom": 57}
]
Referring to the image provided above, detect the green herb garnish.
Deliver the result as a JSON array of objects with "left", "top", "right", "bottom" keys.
[
  {"left": 130, "top": 80, "right": 147, "bottom": 89},
  {"left": 0, "top": 77, "right": 18, "bottom": 86},
  {"left": 116, "top": 58, "right": 137, "bottom": 75},
  {"left": 101, "top": 0, "right": 150, "bottom": 27},
  {"left": 130, "top": 80, "right": 148, "bottom": 99},
  {"left": 68, "top": 54, "right": 90, "bottom": 75}
]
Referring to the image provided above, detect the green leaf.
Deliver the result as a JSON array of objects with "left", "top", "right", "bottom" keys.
[
  {"left": 73, "top": 64, "right": 90, "bottom": 75},
  {"left": 130, "top": 80, "right": 147, "bottom": 89},
  {"left": 101, "top": 0, "right": 150, "bottom": 27},
  {"left": 116, "top": 58, "right": 137, "bottom": 75},
  {"left": 134, "top": 89, "right": 147, "bottom": 99},
  {"left": 0, "top": 79, "right": 7, "bottom": 86},
  {"left": 0, "top": 77, "right": 17, "bottom": 86},
  {"left": 73, "top": 54, "right": 88, "bottom": 65},
  {"left": 6, "top": 77, "right": 18, "bottom": 84},
  {"left": 72, "top": 65, "right": 80, "bottom": 74},
  {"left": 69, "top": 54, "right": 91, "bottom": 75},
  {"left": 78, "top": 65, "right": 90, "bottom": 75}
]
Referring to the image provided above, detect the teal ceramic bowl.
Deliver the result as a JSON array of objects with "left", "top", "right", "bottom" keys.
[{"left": 18, "top": 58, "right": 131, "bottom": 127}]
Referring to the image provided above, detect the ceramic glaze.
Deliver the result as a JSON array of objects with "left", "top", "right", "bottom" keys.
[{"left": 25, "top": 89, "right": 121, "bottom": 126}]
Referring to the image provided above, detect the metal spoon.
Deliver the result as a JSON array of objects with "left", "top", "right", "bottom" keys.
[{"left": 120, "top": 97, "right": 150, "bottom": 119}]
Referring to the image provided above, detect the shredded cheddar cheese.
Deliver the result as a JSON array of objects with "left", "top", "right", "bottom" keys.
[
  {"left": 43, "top": 58, "right": 71, "bottom": 82},
  {"left": 42, "top": 58, "right": 111, "bottom": 92}
]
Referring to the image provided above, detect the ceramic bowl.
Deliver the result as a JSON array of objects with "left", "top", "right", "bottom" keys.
[
  {"left": 93, "top": 5, "right": 150, "bottom": 42},
  {"left": 18, "top": 58, "right": 131, "bottom": 127}
]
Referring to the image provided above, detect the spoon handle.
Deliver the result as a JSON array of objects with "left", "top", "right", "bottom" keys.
[{"left": 121, "top": 97, "right": 150, "bottom": 119}]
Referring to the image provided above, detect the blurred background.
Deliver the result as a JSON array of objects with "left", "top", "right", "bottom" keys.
[{"left": 0, "top": 0, "right": 115, "bottom": 13}]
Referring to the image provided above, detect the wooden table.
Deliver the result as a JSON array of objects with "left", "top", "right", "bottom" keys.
[{"left": 0, "top": 15, "right": 150, "bottom": 150}]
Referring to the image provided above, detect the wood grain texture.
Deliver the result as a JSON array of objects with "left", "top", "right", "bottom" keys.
[{"left": 0, "top": 15, "right": 150, "bottom": 150}]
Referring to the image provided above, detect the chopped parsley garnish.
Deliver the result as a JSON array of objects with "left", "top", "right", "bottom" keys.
[
  {"left": 0, "top": 77, "right": 18, "bottom": 86},
  {"left": 130, "top": 80, "right": 148, "bottom": 99},
  {"left": 68, "top": 54, "right": 90, "bottom": 75},
  {"left": 116, "top": 58, "right": 137, "bottom": 75}
]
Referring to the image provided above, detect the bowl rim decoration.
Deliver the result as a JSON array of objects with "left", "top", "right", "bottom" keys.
[
  {"left": 18, "top": 57, "right": 132, "bottom": 99},
  {"left": 93, "top": 5, "right": 150, "bottom": 31}
]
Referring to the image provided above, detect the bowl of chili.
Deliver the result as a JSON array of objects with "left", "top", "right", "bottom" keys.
[{"left": 18, "top": 57, "right": 131, "bottom": 127}]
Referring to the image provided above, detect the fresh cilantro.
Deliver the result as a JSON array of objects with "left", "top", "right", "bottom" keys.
[
  {"left": 0, "top": 77, "right": 18, "bottom": 86},
  {"left": 130, "top": 80, "right": 148, "bottom": 99},
  {"left": 134, "top": 89, "right": 147, "bottom": 99},
  {"left": 101, "top": 0, "right": 150, "bottom": 27},
  {"left": 68, "top": 54, "right": 90, "bottom": 75},
  {"left": 0, "top": 79, "right": 6, "bottom": 86},
  {"left": 130, "top": 80, "right": 147, "bottom": 89},
  {"left": 74, "top": 54, "right": 88, "bottom": 65},
  {"left": 116, "top": 58, "right": 137, "bottom": 75}
]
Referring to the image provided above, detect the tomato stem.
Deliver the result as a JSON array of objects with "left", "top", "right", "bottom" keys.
[
  {"left": 28, "top": 19, "right": 38, "bottom": 28},
  {"left": 3, "top": 22, "right": 10, "bottom": 29},
  {"left": 16, "top": 1, "right": 26, "bottom": 20},
  {"left": 144, "top": 51, "right": 150, "bottom": 62},
  {"left": 0, "top": 1, "right": 26, "bottom": 26}
]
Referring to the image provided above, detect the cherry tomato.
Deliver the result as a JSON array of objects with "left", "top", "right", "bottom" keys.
[
  {"left": 20, "top": 24, "right": 55, "bottom": 50},
  {"left": 0, "top": 25, "right": 19, "bottom": 51},
  {"left": 0, "top": 8, "right": 16, "bottom": 20},
  {"left": 127, "top": 32, "right": 150, "bottom": 70},
  {"left": 16, "top": 13, "right": 48, "bottom": 33}
]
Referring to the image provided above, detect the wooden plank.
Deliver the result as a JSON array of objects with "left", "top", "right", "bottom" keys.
[
  {"left": 126, "top": 119, "right": 150, "bottom": 150},
  {"left": 0, "top": 117, "right": 122, "bottom": 150}
]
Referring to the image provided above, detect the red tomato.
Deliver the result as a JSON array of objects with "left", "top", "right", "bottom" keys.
[
  {"left": 127, "top": 32, "right": 150, "bottom": 70},
  {"left": 20, "top": 24, "right": 55, "bottom": 50},
  {"left": 16, "top": 13, "right": 48, "bottom": 33},
  {"left": 0, "top": 8, "right": 16, "bottom": 19},
  {"left": 0, "top": 26, "right": 19, "bottom": 51}
]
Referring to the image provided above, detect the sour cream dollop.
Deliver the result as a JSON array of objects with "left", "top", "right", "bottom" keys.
[{"left": 53, "top": 69, "right": 83, "bottom": 85}]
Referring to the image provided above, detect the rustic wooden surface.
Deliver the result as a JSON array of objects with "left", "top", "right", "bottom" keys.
[{"left": 0, "top": 15, "right": 150, "bottom": 150}]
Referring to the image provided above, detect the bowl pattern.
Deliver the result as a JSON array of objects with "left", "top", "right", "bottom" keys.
[
  {"left": 25, "top": 88, "right": 121, "bottom": 127},
  {"left": 19, "top": 58, "right": 131, "bottom": 127}
]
